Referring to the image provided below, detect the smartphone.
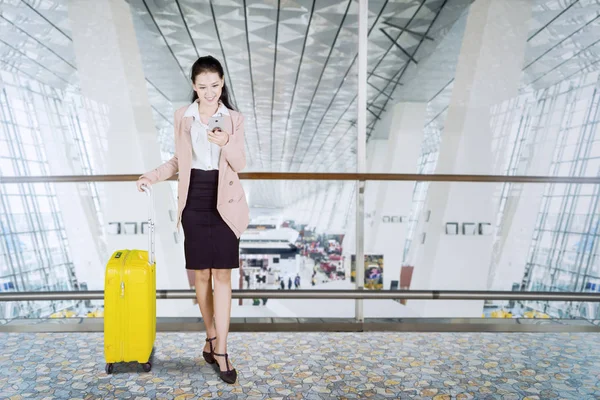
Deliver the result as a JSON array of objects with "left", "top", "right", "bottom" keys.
[{"left": 208, "top": 116, "right": 224, "bottom": 131}]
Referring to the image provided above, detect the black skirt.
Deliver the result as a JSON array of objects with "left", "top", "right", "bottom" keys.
[{"left": 182, "top": 169, "right": 240, "bottom": 270}]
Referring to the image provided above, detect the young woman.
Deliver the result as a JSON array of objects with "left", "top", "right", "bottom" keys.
[{"left": 137, "top": 55, "right": 249, "bottom": 384}]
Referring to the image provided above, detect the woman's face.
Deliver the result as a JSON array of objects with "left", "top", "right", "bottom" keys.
[{"left": 193, "top": 72, "right": 223, "bottom": 107}]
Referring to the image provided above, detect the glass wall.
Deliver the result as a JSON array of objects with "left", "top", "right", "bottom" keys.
[
  {"left": 367, "top": 0, "right": 600, "bottom": 320},
  {"left": 0, "top": 71, "right": 103, "bottom": 318},
  {"left": 518, "top": 73, "right": 600, "bottom": 319}
]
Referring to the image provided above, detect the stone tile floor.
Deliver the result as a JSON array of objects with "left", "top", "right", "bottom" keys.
[{"left": 1, "top": 331, "right": 599, "bottom": 399}]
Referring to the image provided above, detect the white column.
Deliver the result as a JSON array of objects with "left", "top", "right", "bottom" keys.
[
  {"left": 345, "top": 139, "right": 386, "bottom": 292},
  {"left": 33, "top": 95, "right": 106, "bottom": 291},
  {"left": 68, "top": 0, "right": 188, "bottom": 316},
  {"left": 408, "top": 0, "right": 532, "bottom": 317},
  {"left": 368, "top": 102, "right": 426, "bottom": 291},
  {"left": 355, "top": 0, "right": 368, "bottom": 322}
]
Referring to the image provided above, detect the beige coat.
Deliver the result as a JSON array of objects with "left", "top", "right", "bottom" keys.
[{"left": 141, "top": 103, "right": 249, "bottom": 238}]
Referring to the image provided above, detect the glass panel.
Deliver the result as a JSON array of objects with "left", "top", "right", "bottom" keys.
[
  {"left": 19, "top": 128, "right": 35, "bottom": 145},
  {"left": 0, "top": 255, "right": 11, "bottom": 275},
  {"left": 39, "top": 213, "right": 59, "bottom": 231},
  {"left": 589, "top": 255, "right": 600, "bottom": 277},
  {"left": 0, "top": 141, "right": 10, "bottom": 157},
  {"left": 22, "top": 145, "right": 39, "bottom": 161},
  {"left": 0, "top": 179, "right": 596, "bottom": 322},
  {"left": 6, "top": 195, "right": 25, "bottom": 214},
  {"left": 586, "top": 158, "right": 600, "bottom": 176},
  {"left": 35, "top": 196, "right": 53, "bottom": 213},
  {"left": 0, "top": 157, "right": 14, "bottom": 175},
  {"left": 10, "top": 214, "right": 31, "bottom": 233},
  {"left": 27, "top": 162, "right": 44, "bottom": 176},
  {"left": 19, "top": 251, "right": 37, "bottom": 269}
]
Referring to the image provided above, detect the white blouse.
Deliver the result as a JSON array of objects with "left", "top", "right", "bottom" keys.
[{"left": 183, "top": 101, "right": 230, "bottom": 171}]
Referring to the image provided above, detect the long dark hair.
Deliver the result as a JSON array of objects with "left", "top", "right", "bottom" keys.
[{"left": 190, "top": 55, "right": 235, "bottom": 110}]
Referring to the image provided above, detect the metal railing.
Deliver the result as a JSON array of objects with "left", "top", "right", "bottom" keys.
[
  {"left": 1, "top": 290, "right": 600, "bottom": 302},
  {"left": 3, "top": 172, "right": 600, "bottom": 323},
  {"left": 3, "top": 173, "right": 600, "bottom": 184}
]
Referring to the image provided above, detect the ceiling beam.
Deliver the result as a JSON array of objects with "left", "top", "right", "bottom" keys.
[
  {"left": 528, "top": 0, "right": 580, "bottom": 42},
  {"left": 280, "top": 0, "right": 317, "bottom": 172},
  {"left": 288, "top": 0, "right": 353, "bottom": 172},
  {"left": 242, "top": 0, "right": 264, "bottom": 169},
  {"left": 141, "top": 0, "right": 188, "bottom": 83},
  {"left": 379, "top": 28, "right": 418, "bottom": 65},
  {"left": 293, "top": 0, "right": 391, "bottom": 170},
  {"left": 270, "top": 0, "right": 282, "bottom": 167},
  {"left": 382, "top": 20, "right": 434, "bottom": 41}
]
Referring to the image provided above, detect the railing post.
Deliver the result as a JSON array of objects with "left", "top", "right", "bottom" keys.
[
  {"left": 355, "top": 0, "right": 368, "bottom": 323},
  {"left": 355, "top": 180, "right": 366, "bottom": 322}
]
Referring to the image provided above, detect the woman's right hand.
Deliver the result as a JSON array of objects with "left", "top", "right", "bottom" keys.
[{"left": 136, "top": 177, "right": 152, "bottom": 192}]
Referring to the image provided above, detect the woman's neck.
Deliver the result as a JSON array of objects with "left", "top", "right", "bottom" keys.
[{"left": 198, "top": 101, "right": 219, "bottom": 116}]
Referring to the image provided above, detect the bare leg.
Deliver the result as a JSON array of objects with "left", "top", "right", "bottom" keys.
[
  {"left": 212, "top": 268, "right": 233, "bottom": 371},
  {"left": 194, "top": 269, "right": 216, "bottom": 353}
]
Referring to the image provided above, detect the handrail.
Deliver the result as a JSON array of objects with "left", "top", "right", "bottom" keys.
[
  {"left": 1, "top": 290, "right": 600, "bottom": 302},
  {"left": 2, "top": 173, "right": 600, "bottom": 184}
]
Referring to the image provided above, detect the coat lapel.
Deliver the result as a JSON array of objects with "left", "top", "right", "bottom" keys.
[
  {"left": 218, "top": 114, "right": 234, "bottom": 189},
  {"left": 182, "top": 116, "right": 193, "bottom": 144},
  {"left": 180, "top": 116, "right": 193, "bottom": 162}
]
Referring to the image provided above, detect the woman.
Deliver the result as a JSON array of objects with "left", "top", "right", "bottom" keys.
[{"left": 137, "top": 55, "right": 249, "bottom": 384}]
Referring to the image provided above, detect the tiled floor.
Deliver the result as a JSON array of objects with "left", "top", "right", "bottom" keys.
[{"left": 1, "top": 331, "right": 599, "bottom": 399}]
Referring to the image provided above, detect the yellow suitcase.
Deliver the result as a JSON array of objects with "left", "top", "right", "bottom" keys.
[{"left": 104, "top": 185, "right": 156, "bottom": 374}]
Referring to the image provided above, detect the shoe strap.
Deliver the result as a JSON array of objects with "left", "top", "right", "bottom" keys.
[
  {"left": 205, "top": 336, "right": 217, "bottom": 353},
  {"left": 214, "top": 352, "right": 231, "bottom": 372}
]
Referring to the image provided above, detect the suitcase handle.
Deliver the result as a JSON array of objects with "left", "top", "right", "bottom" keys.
[{"left": 140, "top": 184, "right": 155, "bottom": 265}]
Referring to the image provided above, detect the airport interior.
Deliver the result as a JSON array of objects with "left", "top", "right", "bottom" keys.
[{"left": 2, "top": 0, "right": 600, "bottom": 398}]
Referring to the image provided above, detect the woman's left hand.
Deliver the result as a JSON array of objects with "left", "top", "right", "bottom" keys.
[{"left": 208, "top": 128, "right": 230, "bottom": 147}]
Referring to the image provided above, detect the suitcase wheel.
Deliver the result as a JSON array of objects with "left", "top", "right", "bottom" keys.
[
  {"left": 141, "top": 362, "right": 152, "bottom": 373},
  {"left": 105, "top": 363, "right": 114, "bottom": 374}
]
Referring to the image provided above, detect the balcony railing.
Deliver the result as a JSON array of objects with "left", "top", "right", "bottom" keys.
[{"left": 3, "top": 172, "right": 600, "bottom": 322}]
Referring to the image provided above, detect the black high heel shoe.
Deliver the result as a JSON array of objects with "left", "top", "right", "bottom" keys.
[
  {"left": 214, "top": 352, "right": 237, "bottom": 384},
  {"left": 203, "top": 337, "right": 217, "bottom": 364}
]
